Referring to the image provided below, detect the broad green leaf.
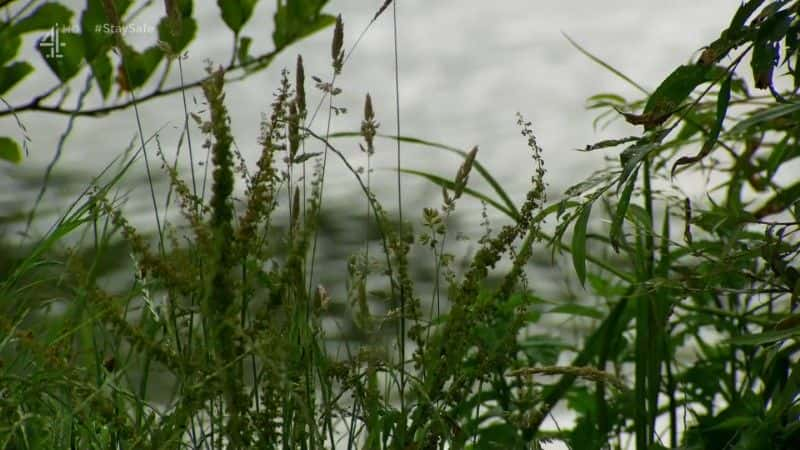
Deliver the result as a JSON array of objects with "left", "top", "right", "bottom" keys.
[
  {"left": 0, "top": 137, "right": 22, "bottom": 164},
  {"left": 11, "top": 3, "right": 73, "bottom": 34},
  {"left": 81, "top": 0, "right": 121, "bottom": 60},
  {"left": 611, "top": 167, "right": 638, "bottom": 253},
  {"left": 671, "top": 72, "right": 732, "bottom": 176},
  {"left": 89, "top": 53, "right": 112, "bottom": 98},
  {"left": 273, "top": 0, "right": 334, "bottom": 49},
  {"left": 38, "top": 32, "right": 84, "bottom": 82},
  {"left": 572, "top": 202, "right": 592, "bottom": 286},
  {"left": 218, "top": 0, "right": 258, "bottom": 34},
  {"left": 118, "top": 45, "right": 163, "bottom": 90},
  {"left": 158, "top": 0, "right": 196, "bottom": 54},
  {"left": 157, "top": 16, "right": 197, "bottom": 53},
  {"left": 0, "top": 61, "right": 34, "bottom": 95},
  {"left": 640, "top": 64, "right": 710, "bottom": 129},
  {"left": 0, "top": 31, "right": 22, "bottom": 65}
]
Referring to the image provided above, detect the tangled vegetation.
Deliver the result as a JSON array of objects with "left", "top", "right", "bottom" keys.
[{"left": 1, "top": 0, "right": 798, "bottom": 449}]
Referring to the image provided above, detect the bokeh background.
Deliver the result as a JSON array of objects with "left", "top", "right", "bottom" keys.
[{"left": 2, "top": 0, "right": 735, "bottom": 230}]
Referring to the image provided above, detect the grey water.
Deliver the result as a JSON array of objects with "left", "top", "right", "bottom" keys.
[{"left": 2, "top": 0, "right": 733, "bottom": 226}]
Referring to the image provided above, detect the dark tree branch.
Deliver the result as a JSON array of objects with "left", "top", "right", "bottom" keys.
[{"left": 1, "top": 48, "right": 284, "bottom": 118}]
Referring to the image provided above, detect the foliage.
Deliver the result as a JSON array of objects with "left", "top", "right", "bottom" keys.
[
  {"left": 0, "top": 0, "right": 336, "bottom": 163},
  {"left": 1, "top": 1, "right": 800, "bottom": 450}
]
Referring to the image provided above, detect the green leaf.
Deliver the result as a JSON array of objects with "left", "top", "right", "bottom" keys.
[
  {"left": 625, "top": 204, "right": 652, "bottom": 231},
  {"left": 273, "top": 0, "right": 334, "bottom": 49},
  {"left": 727, "top": 325, "right": 800, "bottom": 346},
  {"left": 157, "top": 16, "right": 197, "bottom": 53},
  {"left": 700, "top": 0, "right": 764, "bottom": 66},
  {"left": 765, "top": 135, "right": 792, "bottom": 180},
  {"left": 81, "top": 0, "right": 115, "bottom": 60},
  {"left": 641, "top": 64, "right": 710, "bottom": 129},
  {"left": 218, "top": 0, "right": 258, "bottom": 34},
  {"left": 729, "top": 102, "right": 800, "bottom": 135},
  {"left": 0, "top": 28, "right": 22, "bottom": 65},
  {"left": 0, "top": 137, "right": 22, "bottom": 164},
  {"left": 38, "top": 32, "right": 84, "bottom": 82},
  {"left": 119, "top": 45, "right": 163, "bottom": 90},
  {"left": 549, "top": 303, "right": 603, "bottom": 319},
  {"left": 617, "top": 132, "right": 664, "bottom": 191},
  {"left": 756, "top": 8, "right": 792, "bottom": 42},
  {"left": 0, "top": 61, "right": 34, "bottom": 95},
  {"left": 671, "top": 72, "right": 732, "bottom": 176},
  {"left": 728, "top": 0, "right": 766, "bottom": 35},
  {"left": 572, "top": 202, "right": 592, "bottom": 286},
  {"left": 12, "top": 3, "right": 73, "bottom": 34},
  {"left": 750, "top": 37, "right": 779, "bottom": 89},
  {"left": 611, "top": 167, "right": 638, "bottom": 253},
  {"left": 89, "top": 54, "right": 112, "bottom": 98},
  {"left": 577, "top": 135, "right": 639, "bottom": 152}
]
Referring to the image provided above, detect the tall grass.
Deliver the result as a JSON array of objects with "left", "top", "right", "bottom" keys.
[
  {"left": 0, "top": 3, "right": 554, "bottom": 447},
  {"left": 2, "top": 1, "right": 800, "bottom": 449}
]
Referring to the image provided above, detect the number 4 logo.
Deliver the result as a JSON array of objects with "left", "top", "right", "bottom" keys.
[{"left": 40, "top": 24, "right": 65, "bottom": 59}]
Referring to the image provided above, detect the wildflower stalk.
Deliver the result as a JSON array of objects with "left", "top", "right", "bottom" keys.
[{"left": 201, "top": 67, "right": 248, "bottom": 448}]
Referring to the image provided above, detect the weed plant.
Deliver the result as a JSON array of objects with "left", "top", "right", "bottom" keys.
[{"left": 2, "top": 1, "right": 800, "bottom": 449}]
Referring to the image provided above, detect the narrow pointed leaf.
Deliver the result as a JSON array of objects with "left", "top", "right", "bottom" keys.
[
  {"left": 671, "top": 72, "right": 732, "bottom": 176},
  {"left": 572, "top": 202, "right": 592, "bottom": 286},
  {"left": 611, "top": 167, "right": 638, "bottom": 253},
  {"left": 399, "top": 168, "right": 516, "bottom": 220}
]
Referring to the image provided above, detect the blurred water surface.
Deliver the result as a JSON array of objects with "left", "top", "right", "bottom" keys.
[{"left": 1, "top": 0, "right": 734, "bottom": 231}]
